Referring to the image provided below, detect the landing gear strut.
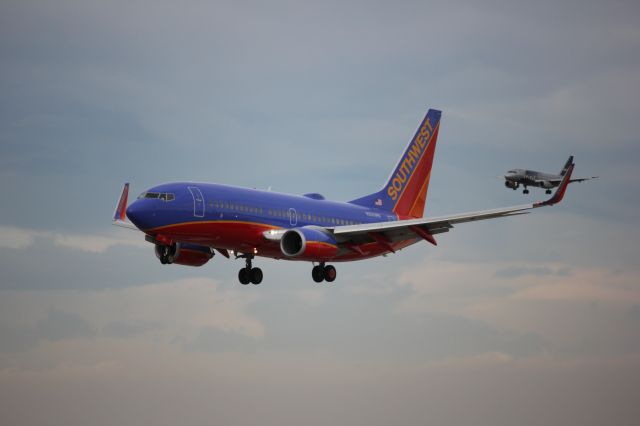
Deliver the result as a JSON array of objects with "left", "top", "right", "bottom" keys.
[
  {"left": 312, "top": 263, "right": 337, "bottom": 283},
  {"left": 236, "top": 253, "right": 262, "bottom": 285}
]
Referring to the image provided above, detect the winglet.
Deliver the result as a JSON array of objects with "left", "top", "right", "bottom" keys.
[
  {"left": 536, "top": 163, "right": 574, "bottom": 207},
  {"left": 113, "top": 183, "right": 130, "bottom": 221}
]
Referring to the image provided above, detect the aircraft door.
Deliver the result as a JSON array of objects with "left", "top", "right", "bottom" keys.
[
  {"left": 288, "top": 208, "right": 297, "bottom": 226},
  {"left": 187, "top": 186, "right": 205, "bottom": 218}
]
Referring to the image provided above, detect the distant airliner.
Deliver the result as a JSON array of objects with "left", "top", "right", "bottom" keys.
[
  {"left": 504, "top": 155, "right": 596, "bottom": 194},
  {"left": 114, "top": 109, "right": 574, "bottom": 285}
]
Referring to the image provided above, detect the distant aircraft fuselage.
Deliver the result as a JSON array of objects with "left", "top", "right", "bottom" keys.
[{"left": 504, "top": 156, "right": 596, "bottom": 194}]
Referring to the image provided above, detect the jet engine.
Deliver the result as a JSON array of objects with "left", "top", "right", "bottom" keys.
[
  {"left": 155, "top": 242, "right": 214, "bottom": 266},
  {"left": 505, "top": 180, "right": 519, "bottom": 189},
  {"left": 280, "top": 227, "right": 338, "bottom": 260},
  {"left": 541, "top": 181, "right": 554, "bottom": 189}
]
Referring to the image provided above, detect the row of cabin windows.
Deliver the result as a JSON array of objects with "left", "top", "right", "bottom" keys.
[
  {"left": 211, "top": 200, "right": 263, "bottom": 215},
  {"left": 210, "top": 200, "right": 362, "bottom": 226}
]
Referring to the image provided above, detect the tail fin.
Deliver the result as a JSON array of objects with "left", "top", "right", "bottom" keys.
[
  {"left": 349, "top": 109, "right": 442, "bottom": 219},
  {"left": 560, "top": 156, "right": 574, "bottom": 176}
]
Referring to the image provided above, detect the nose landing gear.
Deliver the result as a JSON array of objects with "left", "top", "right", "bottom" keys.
[
  {"left": 312, "top": 263, "right": 337, "bottom": 283},
  {"left": 237, "top": 254, "right": 263, "bottom": 285}
]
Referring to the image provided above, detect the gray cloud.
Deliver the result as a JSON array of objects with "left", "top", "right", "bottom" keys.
[
  {"left": 1, "top": 0, "right": 639, "bottom": 424},
  {"left": 495, "top": 265, "right": 572, "bottom": 279},
  {"left": 101, "top": 320, "right": 163, "bottom": 339},
  {"left": 36, "top": 309, "right": 95, "bottom": 341}
]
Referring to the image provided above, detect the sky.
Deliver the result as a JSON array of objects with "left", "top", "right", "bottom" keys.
[{"left": 1, "top": 0, "right": 639, "bottom": 424}]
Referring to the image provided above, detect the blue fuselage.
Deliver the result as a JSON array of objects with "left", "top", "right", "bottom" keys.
[{"left": 126, "top": 182, "right": 405, "bottom": 261}]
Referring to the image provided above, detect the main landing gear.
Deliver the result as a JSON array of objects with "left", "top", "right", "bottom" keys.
[
  {"left": 312, "top": 263, "right": 337, "bottom": 283},
  {"left": 237, "top": 254, "right": 263, "bottom": 285},
  {"left": 546, "top": 189, "right": 552, "bottom": 194},
  {"left": 523, "top": 186, "right": 530, "bottom": 194}
]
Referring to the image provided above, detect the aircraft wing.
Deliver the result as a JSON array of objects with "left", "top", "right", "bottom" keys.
[
  {"left": 548, "top": 176, "right": 597, "bottom": 183},
  {"left": 569, "top": 177, "right": 598, "bottom": 183},
  {"left": 331, "top": 163, "right": 574, "bottom": 249}
]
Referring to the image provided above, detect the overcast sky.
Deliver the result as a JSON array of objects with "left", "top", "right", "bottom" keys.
[{"left": 1, "top": 0, "right": 640, "bottom": 425}]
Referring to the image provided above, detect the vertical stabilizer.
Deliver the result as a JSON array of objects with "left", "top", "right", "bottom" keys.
[
  {"left": 348, "top": 109, "right": 441, "bottom": 219},
  {"left": 560, "top": 156, "right": 574, "bottom": 176}
]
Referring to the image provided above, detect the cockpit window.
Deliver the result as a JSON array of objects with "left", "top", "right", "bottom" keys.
[
  {"left": 507, "top": 170, "right": 517, "bottom": 174},
  {"left": 137, "top": 192, "right": 175, "bottom": 201}
]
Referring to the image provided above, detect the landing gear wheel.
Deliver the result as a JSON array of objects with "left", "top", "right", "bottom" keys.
[
  {"left": 238, "top": 268, "right": 251, "bottom": 285},
  {"left": 237, "top": 253, "right": 262, "bottom": 285},
  {"left": 312, "top": 265, "right": 324, "bottom": 283},
  {"left": 546, "top": 189, "right": 552, "bottom": 194},
  {"left": 250, "top": 267, "right": 263, "bottom": 285},
  {"left": 523, "top": 189, "right": 529, "bottom": 194},
  {"left": 323, "top": 265, "right": 337, "bottom": 283}
]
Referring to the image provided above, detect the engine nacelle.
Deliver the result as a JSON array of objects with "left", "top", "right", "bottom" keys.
[
  {"left": 505, "top": 180, "right": 518, "bottom": 189},
  {"left": 280, "top": 227, "right": 338, "bottom": 261},
  {"left": 155, "top": 242, "right": 213, "bottom": 267},
  {"left": 541, "top": 180, "right": 554, "bottom": 189}
]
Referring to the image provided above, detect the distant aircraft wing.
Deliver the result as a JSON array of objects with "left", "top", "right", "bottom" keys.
[
  {"left": 548, "top": 176, "right": 597, "bottom": 183},
  {"left": 332, "top": 164, "right": 574, "bottom": 249},
  {"left": 569, "top": 176, "right": 598, "bottom": 183}
]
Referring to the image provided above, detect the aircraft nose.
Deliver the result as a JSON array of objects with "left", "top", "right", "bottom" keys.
[{"left": 126, "top": 200, "right": 146, "bottom": 229}]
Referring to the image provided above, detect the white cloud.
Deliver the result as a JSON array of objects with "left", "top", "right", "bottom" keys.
[
  {"left": 395, "top": 256, "right": 640, "bottom": 315},
  {"left": 0, "top": 226, "right": 42, "bottom": 249},
  {"left": 0, "top": 225, "right": 146, "bottom": 253}
]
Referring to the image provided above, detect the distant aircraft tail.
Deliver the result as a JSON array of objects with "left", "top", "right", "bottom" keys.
[
  {"left": 348, "top": 109, "right": 441, "bottom": 219},
  {"left": 560, "top": 156, "right": 574, "bottom": 176}
]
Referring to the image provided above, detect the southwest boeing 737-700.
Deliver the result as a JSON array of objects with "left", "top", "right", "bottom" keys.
[{"left": 113, "top": 109, "right": 574, "bottom": 285}]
